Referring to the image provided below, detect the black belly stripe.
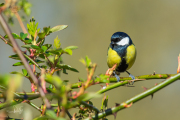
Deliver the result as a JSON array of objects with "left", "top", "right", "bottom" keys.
[{"left": 116, "top": 58, "right": 128, "bottom": 72}]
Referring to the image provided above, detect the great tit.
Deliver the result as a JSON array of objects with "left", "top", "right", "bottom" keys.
[{"left": 107, "top": 32, "right": 136, "bottom": 82}]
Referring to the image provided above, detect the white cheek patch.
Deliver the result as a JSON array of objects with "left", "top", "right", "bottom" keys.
[{"left": 116, "top": 37, "right": 129, "bottom": 46}]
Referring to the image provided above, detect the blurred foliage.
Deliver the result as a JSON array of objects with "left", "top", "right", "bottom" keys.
[
  {"left": 0, "top": 14, "right": 109, "bottom": 119},
  {"left": 2, "top": 0, "right": 31, "bottom": 25}
]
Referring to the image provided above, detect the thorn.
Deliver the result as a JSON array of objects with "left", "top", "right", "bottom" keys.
[
  {"left": 113, "top": 112, "right": 117, "bottom": 119},
  {"left": 142, "top": 86, "right": 148, "bottom": 91},
  {"left": 23, "top": 90, "right": 28, "bottom": 100},
  {"left": 153, "top": 71, "right": 156, "bottom": 75},
  {"left": 155, "top": 83, "right": 158, "bottom": 86},
  {"left": 115, "top": 103, "right": 120, "bottom": 107},
  {"left": 151, "top": 94, "right": 154, "bottom": 99}
]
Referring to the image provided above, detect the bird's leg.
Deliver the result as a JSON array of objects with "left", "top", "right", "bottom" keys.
[
  {"left": 113, "top": 71, "right": 120, "bottom": 82},
  {"left": 126, "top": 71, "right": 135, "bottom": 84}
]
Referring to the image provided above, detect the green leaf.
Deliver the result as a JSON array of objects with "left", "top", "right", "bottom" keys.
[
  {"left": 27, "top": 18, "right": 40, "bottom": 37},
  {"left": 85, "top": 56, "right": 91, "bottom": 67},
  {"left": 79, "top": 58, "right": 86, "bottom": 65},
  {"left": 22, "top": 69, "right": 28, "bottom": 76},
  {"left": 20, "top": 32, "right": 28, "bottom": 39},
  {"left": 9, "top": 54, "right": 20, "bottom": 60},
  {"left": 38, "top": 32, "right": 46, "bottom": 38},
  {"left": 13, "top": 62, "right": 23, "bottom": 66},
  {"left": 50, "top": 25, "right": 68, "bottom": 33},
  {"left": 39, "top": 54, "right": 45, "bottom": 59},
  {"left": 23, "top": 2, "right": 32, "bottom": 16},
  {"left": 31, "top": 45, "right": 43, "bottom": 51},
  {"left": 47, "top": 48, "right": 62, "bottom": 55},
  {"left": 63, "top": 48, "right": 72, "bottom": 55},
  {"left": 24, "top": 38, "right": 32, "bottom": 44},
  {"left": 64, "top": 46, "right": 78, "bottom": 50},
  {"left": 79, "top": 77, "right": 85, "bottom": 82},
  {"left": 13, "top": 33, "right": 21, "bottom": 39},
  {"left": 45, "top": 74, "right": 62, "bottom": 88},
  {"left": 10, "top": 71, "right": 24, "bottom": 76},
  {"left": 95, "top": 74, "right": 109, "bottom": 83},
  {"left": 0, "top": 3, "right": 4, "bottom": 7},
  {"left": 43, "top": 44, "right": 52, "bottom": 50},
  {"left": 56, "top": 64, "right": 78, "bottom": 72},
  {"left": 43, "top": 26, "right": 50, "bottom": 35},
  {"left": 18, "top": 0, "right": 32, "bottom": 16},
  {"left": 21, "top": 44, "right": 31, "bottom": 49},
  {"left": 4, "top": 33, "right": 21, "bottom": 39},
  {"left": 41, "top": 46, "right": 47, "bottom": 52},
  {"left": 53, "top": 36, "right": 61, "bottom": 49}
]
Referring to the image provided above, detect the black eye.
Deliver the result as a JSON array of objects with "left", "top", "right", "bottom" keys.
[{"left": 115, "top": 38, "right": 120, "bottom": 42}]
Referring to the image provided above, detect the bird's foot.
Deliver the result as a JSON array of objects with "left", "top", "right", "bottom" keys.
[
  {"left": 126, "top": 71, "right": 135, "bottom": 85},
  {"left": 113, "top": 71, "right": 120, "bottom": 82},
  {"left": 129, "top": 74, "right": 135, "bottom": 80},
  {"left": 129, "top": 74, "right": 135, "bottom": 85}
]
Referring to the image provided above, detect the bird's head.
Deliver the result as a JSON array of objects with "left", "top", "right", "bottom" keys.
[{"left": 110, "top": 32, "right": 132, "bottom": 48}]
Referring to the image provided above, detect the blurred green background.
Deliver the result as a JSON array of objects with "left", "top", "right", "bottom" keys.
[{"left": 0, "top": 0, "right": 180, "bottom": 119}]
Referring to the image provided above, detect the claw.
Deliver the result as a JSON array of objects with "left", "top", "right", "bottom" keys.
[
  {"left": 126, "top": 71, "right": 135, "bottom": 85},
  {"left": 129, "top": 74, "right": 135, "bottom": 80}
]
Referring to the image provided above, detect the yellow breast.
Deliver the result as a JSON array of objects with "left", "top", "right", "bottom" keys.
[
  {"left": 125, "top": 44, "right": 136, "bottom": 70},
  {"left": 107, "top": 44, "right": 136, "bottom": 70},
  {"left": 107, "top": 47, "right": 121, "bottom": 68}
]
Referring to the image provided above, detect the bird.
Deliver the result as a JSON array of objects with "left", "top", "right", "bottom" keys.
[{"left": 107, "top": 32, "right": 136, "bottom": 82}]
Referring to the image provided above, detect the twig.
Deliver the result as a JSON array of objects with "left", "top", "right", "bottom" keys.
[
  {"left": 44, "top": 53, "right": 53, "bottom": 69},
  {"left": 0, "top": 14, "right": 52, "bottom": 109},
  {"left": 14, "top": 12, "right": 28, "bottom": 34},
  {"left": 70, "top": 74, "right": 176, "bottom": 89},
  {"left": 66, "top": 110, "right": 72, "bottom": 119},
  {"left": 26, "top": 100, "right": 42, "bottom": 112},
  {"left": 81, "top": 101, "right": 100, "bottom": 113},
  {"left": 0, "top": 34, "right": 12, "bottom": 47},
  {"left": 84, "top": 73, "right": 180, "bottom": 120}
]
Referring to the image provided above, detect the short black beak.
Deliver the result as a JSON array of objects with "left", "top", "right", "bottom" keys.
[
  {"left": 111, "top": 41, "right": 115, "bottom": 48},
  {"left": 111, "top": 41, "right": 115, "bottom": 45}
]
